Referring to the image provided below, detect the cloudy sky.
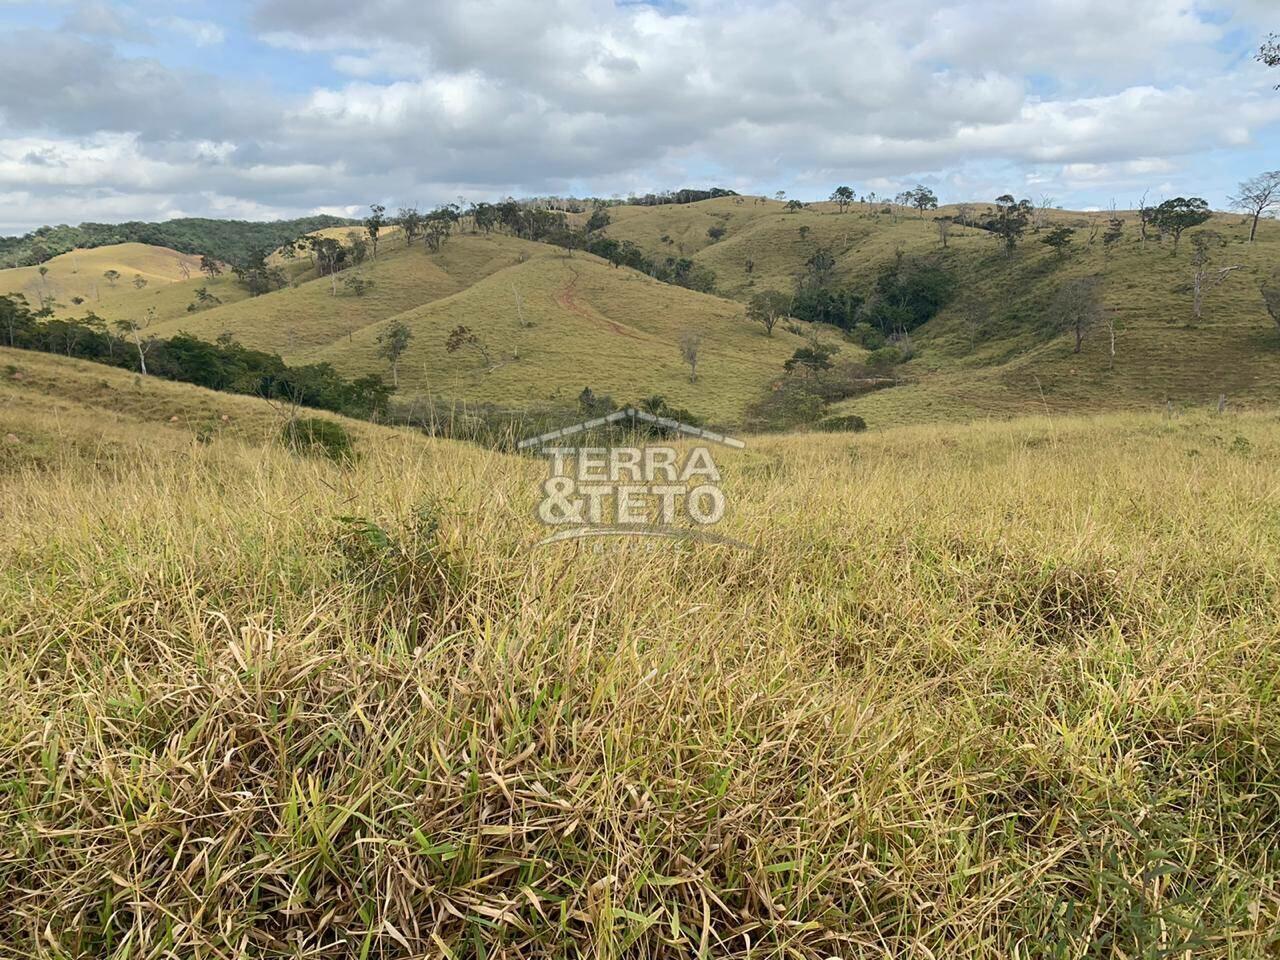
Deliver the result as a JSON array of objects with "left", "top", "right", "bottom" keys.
[{"left": 1, "top": 0, "right": 1277, "bottom": 234}]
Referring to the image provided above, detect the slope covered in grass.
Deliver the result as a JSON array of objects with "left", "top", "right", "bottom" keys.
[
  {"left": 2, "top": 388, "right": 1278, "bottom": 956},
  {"left": 609, "top": 197, "right": 1280, "bottom": 426},
  {"left": 147, "top": 233, "right": 561, "bottom": 358},
  {"left": 0, "top": 346, "right": 395, "bottom": 469},
  {"left": 0, "top": 242, "right": 250, "bottom": 324},
  {"left": 317, "top": 250, "right": 822, "bottom": 422}
]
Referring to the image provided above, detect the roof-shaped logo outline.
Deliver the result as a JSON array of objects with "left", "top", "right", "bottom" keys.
[{"left": 518, "top": 407, "right": 745, "bottom": 451}]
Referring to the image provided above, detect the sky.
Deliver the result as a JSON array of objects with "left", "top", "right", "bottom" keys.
[{"left": 0, "top": 0, "right": 1278, "bottom": 234}]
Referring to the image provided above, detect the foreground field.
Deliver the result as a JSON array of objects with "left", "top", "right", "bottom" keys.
[{"left": 1, "top": 359, "right": 1278, "bottom": 956}]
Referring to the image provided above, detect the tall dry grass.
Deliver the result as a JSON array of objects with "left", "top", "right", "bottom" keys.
[{"left": 1, "top": 410, "right": 1278, "bottom": 957}]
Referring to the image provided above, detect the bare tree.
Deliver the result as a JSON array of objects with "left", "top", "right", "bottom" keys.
[
  {"left": 1032, "top": 195, "right": 1056, "bottom": 233},
  {"left": 1051, "top": 277, "right": 1103, "bottom": 354},
  {"left": 679, "top": 331, "right": 702, "bottom": 382},
  {"left": 1262, "top": 270, "right": 1280, "bottom": 332},
  {"left": 115, "top": 308, "right": 156, "bottom": 375},
  {"left": 935, "top": 217, "right": 953, "bottom": 248},
  {"left": 445, "top": 324, "right": 492, "bottom": 369},
  {"left": 1229, "top": 171, "right": 1280, "bottom": 243},
  {"left": 1136, "top": 190, "right": 1152, "bottom": 248},
  {"left": 1190, "top": 231, "right": 1243, "bottom": 321},
  {"left": 1102, "top": 310, "right": 1119, "bottom": 370}
]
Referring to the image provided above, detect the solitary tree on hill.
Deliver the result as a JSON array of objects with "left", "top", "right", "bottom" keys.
[
  {"left": 1189, "top": 231, "right": 1243, "bottom": 321},
  {"left": 199, "top": 255, "right": 221, "bottom": 279},
  {"left": 1040, "top": 224, "right": 1076, "bottom": 259},
  {"left": 102, "top": 269, "right": 120, "bottom": 287},
  {"left": 830, "top": 185, "right": 855, "bottom": 213},
  {"left": 376, "top": 319, "right": 412, "bottom": 386},
  {"left": 747, "top": 290, "right": 790, "bottom": 336},
  {"left": 991, "top": 195, "right": 1033, "bottom": 256},
  {"left": 1151, "top": 198, "right": 1211, "bottom": 254},
  {"left": 365, "top": 204, "right": 387, "bottom": 258},
  {"left": 905, "top": 185, "right": 939, "bottom": 218},
  {"left": 1051, "top": 276, "right": 1102, "bottom": 354},
  {"left": 445, "top": 324, "right": 492, "bottom": 369},
  {"left": 1230, "top": 171, "right": 1280, "bottom": 242},
  {"left": 679, "top": 331, "right": 702, "bottom": 382}
]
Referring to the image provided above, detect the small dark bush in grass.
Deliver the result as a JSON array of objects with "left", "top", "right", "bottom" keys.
[
  {"left": 280, "top": 417, "right": 355, "bottom": 462},
  {"left": 817, "top": 414, "right": 868, "bottom": 433}
]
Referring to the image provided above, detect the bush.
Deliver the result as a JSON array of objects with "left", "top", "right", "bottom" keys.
[
  {"left": 817, "top": 414, "right": 868, "bottom": 432},
  {"left": 849, "top": 323, "right": 886, "bottom": 350},
  {"left": 280, "top": 417, "right": 355, "bottom": 462},
  {"left": 866, "top": 346, "right": 904, "bottom": 370}
]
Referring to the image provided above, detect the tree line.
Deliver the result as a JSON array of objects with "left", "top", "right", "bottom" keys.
[
  {"left": 0, "top": 293, "right": 390, "bottom": 420},
  {"left": 0, "top": 216, "right": 355, "bottom": 270}
]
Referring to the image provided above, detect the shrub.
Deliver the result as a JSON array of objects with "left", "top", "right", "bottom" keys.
[
  {"left": 279, "top": 417, "right": 355, "bottom": 462},
  {"left": 849, "top": 323, "right": 886, "bottom": 350},
  {"left": 817, "top": 414, "right": 868, "bottom": 432},
  {"left": 866, "top": 346, "right": 904, "bottom": 370}
]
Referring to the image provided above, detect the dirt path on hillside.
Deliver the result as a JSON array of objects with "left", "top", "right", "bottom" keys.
[{"left": 555, "top": 266, "right": 645, "bottom": 340}]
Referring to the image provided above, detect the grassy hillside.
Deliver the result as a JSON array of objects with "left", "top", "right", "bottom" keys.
[
  {"left": 0, "top": 242, "right": 251, "bottom": 323},
  {"left": 606, "top": 197, "right": 1280, "bottom": 426},
  {"left": 2, "top": 364, "right": 1277, "bottom": 956},
  {"left": 146, "top": 232, "right": 562, "bottom": 357},
  {"left": 0, "top": 346, "right": 395, "bottom": 470},
  {"left": 317, "top": 251, "right": 820, "bottom": 422}
]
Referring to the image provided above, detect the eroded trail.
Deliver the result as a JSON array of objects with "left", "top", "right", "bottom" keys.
[{"left": 555, "top": 265, "right": 645, "bottom": 340}]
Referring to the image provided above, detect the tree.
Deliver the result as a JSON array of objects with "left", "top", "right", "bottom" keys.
[
  {"left": 1102, "top": 216, "right": 1125, "bottom": 259},
  {"left": 342, "top": 273, "right": 374, "bottom": 297},
  {"left": 707, "top": 225, "right": 726, "bottom": 242},
  {"left": 1189, "top": 231, "right": 1242, "bottom": 321},
  {"left": 115, "top": 310, "right": 155, "bottom": 375},
  {"left": 747, "top": 290, "right": 790, "bottom": 336},
  {"left": 376, "top": 319, "right": 412, "bottom": 386},
  {"left": 784, "top": 340, "right": 839, "bottom": 378},
  {"left": 990, "top": 195, "right": 1032, "bottom": 256},
  {"left": 1050, "top": 277, "right": 1102, "bottom": 354},
  {"left": 1262, "top": 270, "right": 1280, "bottom": 332},
  {"left": 905, "top": 185, "right": 938, "bottom": 218},
  {"left": 584, "top": 205, "right": 610, "bottom": 234},
  {"left": 103, "top": 269, "right": 121, "bottom": 287},
  {"left": 935, "top": 217, "right": 953, "bottom": 248},
  {"left": 199, "top": 255, "right": 222, "bottom": 279},
  {"left": 444, "top": 324, "right": 492, "bottom": 369},
  {"left": 132, "top": 274, "right": 148, "bottom": 290},
  {"left": 679, "top": 331, "right": 702, "bottom": 382},
  {"left": 785, "top": 199, "right": 804, "bottom": 213},
  {"left": 830, "top": 185, "right": 855, "bottom": 213},
  {"left": 365, "top": 204, "right": 387, "bottom": 258},
  {"left": 1040, "top": 224, "right": 1075, "bottom": 259},
  {"left": 397, "top": 206, "right": 422, "bottom": 246},
  {"left": 1151, "top": 198, "right": 1211, "bottom": 254},
  {"left": 1229, "top": 171, "right": 1280, "bottom": 242},
  {"left": 804, "top": 247, "right": 837, "bottom": 287},
  {"left": 1259, "top": 34, "right": 1280, "bottom": 85}
]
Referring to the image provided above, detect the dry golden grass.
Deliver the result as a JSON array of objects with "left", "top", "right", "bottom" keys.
[
  {"left": 1, "top": 356, "right": 1278, "bottom": 956},
  {"left": 0, "top": 242, "right": 255, "bottom": 324}
]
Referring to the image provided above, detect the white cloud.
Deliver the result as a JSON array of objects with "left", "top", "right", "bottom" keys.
[{"left": 1, "top": 0, "right": 1278, "bottom": 231}]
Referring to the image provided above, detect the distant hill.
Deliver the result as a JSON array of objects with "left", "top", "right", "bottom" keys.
[
  {"left": 0, "top": 215, "right": 356, "bottom": 269},
  {"left": 597, "top": 196, "right": 1280, "bottom": 426},
  {"left": 7, "top": 195, "right": 1280, "bottom": 432}
]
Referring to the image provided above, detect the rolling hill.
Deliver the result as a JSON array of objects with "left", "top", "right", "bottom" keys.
[
  {"left": 600, "top": 195, "right": 1280, "bottom": 426},
  {"left": 6, "top": 195, "right": 1280, "bottom": 431}
]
